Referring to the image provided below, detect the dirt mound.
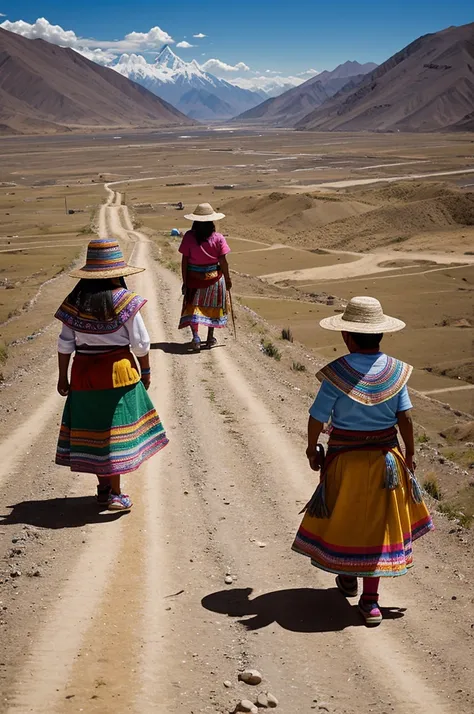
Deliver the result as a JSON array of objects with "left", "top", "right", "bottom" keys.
[
  {"left": 442, "top": 421, "right": 474, "bottom": 442},
  {"left": 357, "top": 181, "right": 453, "bottom": 205},
  {"left": 427, "top": 360, "right": 474, "bottom": 385},
  {"left": 294, "top": 187, "right": 474, "bottom": 250},
  {"left": 223, "top": 191, "right": 372, "bottom": 233}
]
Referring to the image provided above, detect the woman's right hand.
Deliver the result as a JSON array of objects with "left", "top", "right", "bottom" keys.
[
  {"left": 225, "top": 277, "right": 233, "bottom": 290},
  {"left": 181, "top": 283, "right": 187, "bottom": 296},
  {"left": 306, "top": 446, "right": 321, "bottom": 472},
  {"left": 57, "top": 376, "right": 70, "bottom": 396}
]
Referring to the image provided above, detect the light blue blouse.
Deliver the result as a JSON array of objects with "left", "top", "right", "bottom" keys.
[{"left": 310, "top": 352, "right": 412, "bottom": 431}]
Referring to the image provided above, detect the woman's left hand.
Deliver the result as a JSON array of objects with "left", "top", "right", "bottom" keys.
[
  {"left": 225, "top": 277, "right": 233, "bottom": 290},
  {"left": 181, "top": 283, "right": 187, "bottom": 296},
  {"left": 141, "top": 374, "right": 151, "bottom": 391},
  {"left": 406, "top": 455, "right": 416, "bottom": 473}
]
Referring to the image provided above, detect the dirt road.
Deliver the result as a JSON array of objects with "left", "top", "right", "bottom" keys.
[
  {"left": 1, "top": 189, "right": 473, "bottom": 714},
  {"left": 285, "top": 167, "right": 474, "bottom": 191}
]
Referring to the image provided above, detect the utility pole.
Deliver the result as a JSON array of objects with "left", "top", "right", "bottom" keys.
[
  {"left": 123, "top": 193, "right": 126, "bottom": 206},
  {"left": 64, "top": 196, "right": 68, "bottom": 215}
]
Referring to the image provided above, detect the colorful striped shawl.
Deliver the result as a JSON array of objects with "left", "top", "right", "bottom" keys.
[
  {"left": 317, "top": 355, "right": 412, "bottom": 406},
  {"left": 55, "top": 288, "right": 146, "bottom": 334}
]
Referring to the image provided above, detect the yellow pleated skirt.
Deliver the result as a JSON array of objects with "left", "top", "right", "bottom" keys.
[{"left": 292, "top": 448, "right": 433, "bottom": 577}]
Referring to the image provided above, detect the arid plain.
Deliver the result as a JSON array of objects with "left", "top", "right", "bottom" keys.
[
  {"left": 1, "top": 127, "right": 474, "bottom": 713},
  {"left": 2, "top": 128, "right": 472, "bottom": 406}
]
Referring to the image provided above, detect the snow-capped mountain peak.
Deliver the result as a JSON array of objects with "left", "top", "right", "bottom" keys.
[
  {"left": 155, "top": 44, "right": 187, "bottom": 71},
  {"left": 112, "top": 46, "right": 264, "bottom": 120}
]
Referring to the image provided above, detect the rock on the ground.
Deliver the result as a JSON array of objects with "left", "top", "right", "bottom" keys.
[
  {"left": 237, "top": 701, "right": 258, "bottom": 713},
  {"left": 224, "top": 680, "right": 232, "bottom": 688},
  {"left": 256, "top": 693, "right": 269, "bottom": 707},
  {"left": 225, "top": 575, "right": 233, "bottom": 584},
  {"left": 238, "top": 669, "right": 262, "bottom": 685},
  {"left": 267, "top": 693, "right": 278, "bottom": 708}
]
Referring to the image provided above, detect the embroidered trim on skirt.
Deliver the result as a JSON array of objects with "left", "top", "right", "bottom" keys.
[
  {"left": 56, "top": 348, "right": 168, "bottom": 475},
  {"left": 292, "top": 429, "right": 433, "bottom": 577},
  {"left": 179, "top": 263, "right": 228, "bottom": 329}
]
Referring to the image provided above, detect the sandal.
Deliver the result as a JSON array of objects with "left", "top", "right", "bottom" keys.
[
  {"left": 203, "top": 337, "right": 217, "bottom": 349},
  {"left": 358, "top": 597, "right": 382, "bottom": 626},
  {"left": 336, "top": 574, "right": 358, "bottom": 598},
  {"left": 191, "top": 336, "right": 201, "bottom": 352},
  {"left": 97, "top": 485, "right": 111, "bottom": 505},
  {"left": 107, "top": 493, "right": 133, "bottom": 511}
]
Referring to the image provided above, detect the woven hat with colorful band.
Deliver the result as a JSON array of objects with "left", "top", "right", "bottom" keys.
[{"left": 69, "top": 238, "right": 144, "bottom": 280}]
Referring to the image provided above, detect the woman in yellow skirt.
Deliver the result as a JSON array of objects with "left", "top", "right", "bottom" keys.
[{"left": 292, "top": 296, "right": 433, "bottom": 626}]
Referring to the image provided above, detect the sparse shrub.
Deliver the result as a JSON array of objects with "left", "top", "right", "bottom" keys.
[
  {"left": 165, "top": 260, "right": 180, "bottom": 275},
  {"left": 292, "top": 361, "right": 306, "bottom": 372},
  {"left": 260, "top": 339, "right": 281, "bottom": 361},
  {"left": 78, "top": 225, "right": 93, "bottom": 235},
  {"left": 423, "top": 477, "right": 442, "bottom": 501},
  {"left": 417, "top": 433, "right": 430, "bottom": 444},
  {"left": 281, "top": 327, "right": 293, "bottom": 342},
  {"left": 0, "top": 343, "right": 8, "bottom": 364},
  {"left": 438, "top": 502, "right": 472, "bottom": 528}
]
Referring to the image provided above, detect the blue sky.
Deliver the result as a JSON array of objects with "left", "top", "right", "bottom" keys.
[{"left": 0, "top": 1, "right": 472, "bottom": 75}]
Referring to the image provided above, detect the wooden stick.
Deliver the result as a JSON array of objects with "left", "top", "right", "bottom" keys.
[{"left": 228, "top": 290, "right": 237, "bottom": 340}]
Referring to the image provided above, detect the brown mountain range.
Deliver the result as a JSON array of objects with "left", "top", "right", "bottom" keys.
[
  {"left": 235, "top": 61, "right": 377, "bottom": 126},
  {"left": 0, "top": 27, "right": 194, "bottom": 134},
  {"left": 296, "top": 22, "right": 474, "bottom": 132}
]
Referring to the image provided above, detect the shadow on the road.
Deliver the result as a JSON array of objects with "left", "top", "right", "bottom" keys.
[
  {"left": 201, "top": 586, "right": 405, "bottom": 632},
  {"left": 150, "top": 341, "right": 225, "bottom": 355},
  {"left": 0, "top": 496, "right": 127, "bottom": 529}
]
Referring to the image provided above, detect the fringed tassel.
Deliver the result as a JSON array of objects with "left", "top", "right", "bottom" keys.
[
  {"left": 304, "top": 481, "right": 330, "bottom": 519},
  {"left": 409, "top": 472, "right": 423, "bottom": 504},
  {"left": 383, "top": 451, "right": 399, "bottom": 490}
]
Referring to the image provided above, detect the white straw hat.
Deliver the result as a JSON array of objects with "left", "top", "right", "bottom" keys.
[
  {"left": 319, "top": 296, "right": 406, "bottom": 334},
  {"left": 184, "top": 203, "right": 225, "bottom": 222}
]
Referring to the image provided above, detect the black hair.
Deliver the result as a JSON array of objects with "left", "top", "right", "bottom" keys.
[
  {"left": 348, "top": 332, "right": 383, "bottom": 350},
  {"left": 67, "top": 277, "right": 127, "bottom": 321},
  {"left": 192, "top": 221, "right": 216, "bottom": 245}
]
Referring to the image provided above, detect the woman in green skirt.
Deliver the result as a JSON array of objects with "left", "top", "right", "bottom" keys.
[{"left": 55, "top": 238, "right": 168, "bottom": 511}]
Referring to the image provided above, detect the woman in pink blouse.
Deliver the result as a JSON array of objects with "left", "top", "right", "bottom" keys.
[{"left": 178, "top": 203, "right": 232, "bottom": 351}]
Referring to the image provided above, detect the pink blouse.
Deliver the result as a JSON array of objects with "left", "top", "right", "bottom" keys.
[{"left": 178, "top": 231, "right": 230, "bottom": 265}]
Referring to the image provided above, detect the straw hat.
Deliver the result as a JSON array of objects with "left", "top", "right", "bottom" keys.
[
  {"left": 184, "top": 203, "right": 225, "bottom": 222},
  {"left": 69, "top": 238, "right": 145, "bottom": 279},
  {"left": 319, "top": 296, "right": 406, "bottom": 334}
]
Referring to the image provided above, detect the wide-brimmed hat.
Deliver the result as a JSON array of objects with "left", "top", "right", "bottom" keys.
[
  {"left": 319, "top": 296, "right": 406, "bottom": 334},
  {"left": 184, "top": 203, "right": 225, "bottom": 222},
  {"left": 69, "top": 238, "right": 145, "bottom": 279}
]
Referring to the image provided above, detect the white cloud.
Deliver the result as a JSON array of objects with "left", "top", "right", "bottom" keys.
[
  {"left": 201, "top": 58, "right": 250, "bottom": 74},
  {"left": 74, "top": 47, "right": 117, "bottom": 65},
  {"left": 119, "top": 26, "right": 173, "bottom": 49},
  {"left": 297, "top": 68, "right": 319, "bottom": 77},
  {"left": 228, "top": 74, "right": 305, "bottom": 96},
  {"left": 176, "top": 40, "right": 194, "bottom": 48},
  {"left": 0, "top": 16, "right": 174, "bottom": 63},
  {"left": 0, "top": 13, "right": 7, "bottom": 17},
  {"left": 1, "top": 17, "right": 80, "bottom": 46},
  {"left": 193, "top": 33, "right": 206, "bottom": 38}
]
